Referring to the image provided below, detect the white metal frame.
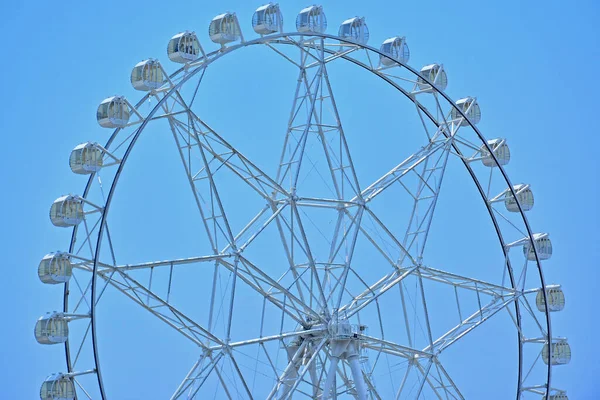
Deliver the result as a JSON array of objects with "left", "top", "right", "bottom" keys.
[{"left": 40, "top": 9, "right": 564, "bottom": 400}]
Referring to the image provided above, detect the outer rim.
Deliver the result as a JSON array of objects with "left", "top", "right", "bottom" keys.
[{"left": 62, "top": 31, "right": 552, "bottom": 399}]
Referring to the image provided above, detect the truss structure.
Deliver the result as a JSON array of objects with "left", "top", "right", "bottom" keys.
[{"left": 38, "top": 14, "right": 563, "bottom": 400}]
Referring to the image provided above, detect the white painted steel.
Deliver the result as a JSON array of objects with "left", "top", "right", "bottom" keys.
[{"left": 39, "top": 8, "right": 565, "bottom": 398}]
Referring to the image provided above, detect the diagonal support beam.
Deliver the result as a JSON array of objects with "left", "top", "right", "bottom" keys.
[
  {"left": 170, "top": 351, "right": 225, "bottom": 400},
  {"left": 424, "top": 293, "right": 521, "bottom": 354},
  {"left": 95, "top": 268, "right": 223, "bottom": 348},
  {"left": 339, "top": 266, "right": 418, "bottom": 318},
  {"left": 352, "top": 137, "right": 450, "bottom": 203},
  {"left": 360, "top": 334, "right": 433, "bottom": 360},
  {"left": 418, "top": 265, "right": 515, "bottom": 297}
]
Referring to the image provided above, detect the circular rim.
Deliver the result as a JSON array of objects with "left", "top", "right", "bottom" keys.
[{"left": 58, "top": 31, "right": 553, "bottom": 399}]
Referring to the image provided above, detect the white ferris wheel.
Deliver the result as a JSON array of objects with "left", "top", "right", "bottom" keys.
[{"left": 37, "top": 4, "right": 569, "bottom": 400}]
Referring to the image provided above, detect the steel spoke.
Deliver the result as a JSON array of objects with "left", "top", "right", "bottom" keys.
[
  {"left": 170, "top": 351, "right": 224, "bottom": 400},
  {"left": 95, "top": 268, "right": 223, "bottom": 348},
  {"left": 424, "top": 293, "right": 521, "bottom": 354}
]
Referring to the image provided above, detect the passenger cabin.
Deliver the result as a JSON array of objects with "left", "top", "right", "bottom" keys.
[
  {"left": 450, "top": 97, "right": 481, "bottom": 126},
  {"left": 96, "top": 96, "right": 130, "bottom": 128},
  {"left": 38, "top": 253, "right": 72, "bottom": 284},
  {"left": 542, "top": 340, "right": 571, "bottom": 365},
  {"left": 209, "top": 12, "right": 242, "bottom": 45},
  {"left": 69, "top": 142, "right": 103, "bottom": 175},
  {"left": 131, "top": 59, "right": 164, "bottom": 91},
  {"left": 481, "top": 138, "right": 510, "bottom": 167},
  {"left": 167, "top": 32, "right": 202, "bottom": 63},
  {"left": 40, "top": 374, "right": 75, "bottom": 400},
  {"left": 504, "top": 184, "right": 534, "bottom": 212},
  {"left": 296, "top": 5, "right": 327, "bottom": 33},
  {"left": 523, "top": 233, "right": 552, "bottom": 261},
  {"left": 536, "top": 285, "right": 565, "bottom": 312},
  {"left": 35, "top": 313, "right": 68, "bottom": 345},
  {"left": 252, "top": 3, "right": 283, "bottom": 35},
  {"left": 49, "top": 196, "right": 84, "bottom": 227},
  {"left": 380, "top": 37, "right": 409, "bottom": 66},
  {"left": 546, "top": 394, "right": 568, "bottom": 400},
  {"left": 417, "top": 64, "right": 448, "bottom": 91},
  {"left": 338, "top": 17, "right": 369, "bottom": 45}
]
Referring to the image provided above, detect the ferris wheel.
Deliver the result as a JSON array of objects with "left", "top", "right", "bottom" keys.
[{"left": 37, "top": 3, "right": 569, "bottom": 399}]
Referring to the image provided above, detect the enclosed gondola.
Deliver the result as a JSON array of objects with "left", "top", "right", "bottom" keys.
[
  {"left": 536, "top": 285, "right": 565, "bottom": 312},
  {"left": 167, "top": 32, "right": 202, "bottom": 63},
  {"left": 35, "top": 312, "right": 69, "bottom": 345},
  {"left": 542, "top": 340, "right": 571, "bottom": 365},
  {"left": 481, "top": 138, "right": 510, "bottom": 167},
  {"left": 252, "top": 3, "right": 283, "bottom": 35},
  {"left": 96, "top": 96, "right": 130, "bottom": 128},
  {"left": 131, "top": 59, "right": 164, "bottom": 91},
  {"left": 523, "top": 233, "right": 552, "bottom": 261},
  {"left": 417, "top": 64, "right": 448, "bottom": 91},
  {"left": 69, "top": 142, "right": 103, "bottom": 175},
  {"left": 38, "top": 252, "right": 72, "bottom": 284},
  {"left": 450, "top": 97, "right": 481, "bottom": 126},
  {"left": 380, "top": 37, "right": 409, "bottom": 66},
  {"left": 40, "top": 374, "right": 75, "bottom": 400},
  {"left": 504, "top": 184, "right": 534, "bottom": 212},
  {"left": 545, "top": 393, "right": 569, "bottom": 400},
  {"left": 49, "top": 195, "right": 84, "bottom": 227},
  {"left": 296, "top": 5, "right": 327, "bottom": 33},
  {"left": 209, "top": 12, "right": 242, "bottom": 45},
  {"left": 338, "top": 17, "right": 369, "bottom": 45}
]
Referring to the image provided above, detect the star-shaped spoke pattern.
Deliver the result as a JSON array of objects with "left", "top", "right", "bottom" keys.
[
  {"left": 154, "top": 39, "right": 466, "bottom": 399},
  {"left": 85, "top": 38, "right": 526, "bottom": 400}
]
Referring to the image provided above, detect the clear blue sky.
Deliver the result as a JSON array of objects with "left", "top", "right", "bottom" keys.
[{"left": 1, "top": 0, "right": 598, "bottom": 398}]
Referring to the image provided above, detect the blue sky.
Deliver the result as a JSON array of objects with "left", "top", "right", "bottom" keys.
[{"left": 1, "top": 0, "right": 598, "bottom": 398}]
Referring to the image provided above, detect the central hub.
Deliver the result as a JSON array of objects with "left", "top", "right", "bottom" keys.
[{"left": 328, "top": 319, "right": 367, "bottom": 339}]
